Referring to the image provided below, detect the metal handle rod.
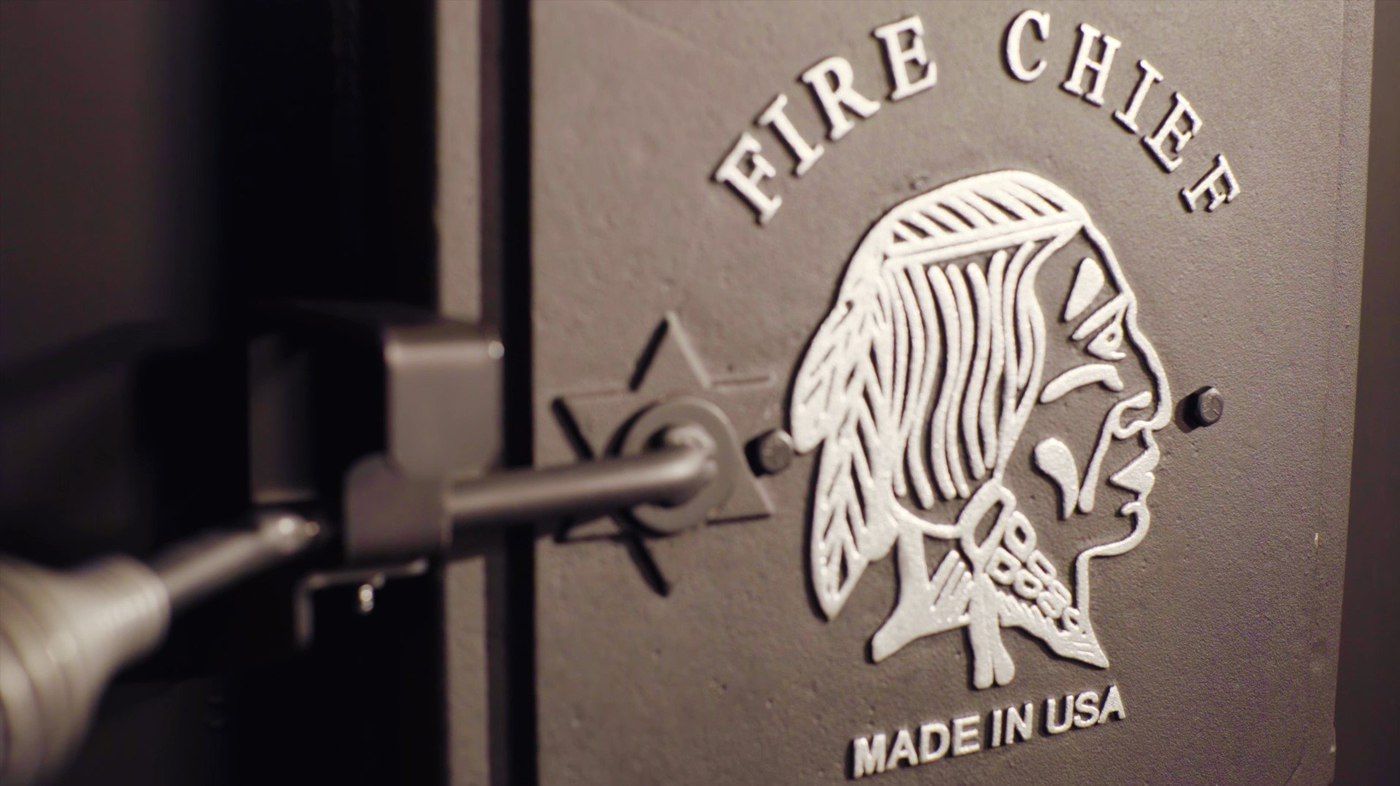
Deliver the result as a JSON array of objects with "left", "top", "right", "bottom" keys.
[
  {"left": 150, "top": 511, "right": 323, "bottom": 614},
  {"left": 447, "top": 442, "right": 717, "bottom": 529}
]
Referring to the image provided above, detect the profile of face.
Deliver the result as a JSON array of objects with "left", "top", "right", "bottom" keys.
[
  {"left": 958, "top": 227, "right": 1172, "bottom": 685},
  {"left": 790, "top": 170, "right": 1173, "bottom": 688},
  {"left": 1024, "top": 240, "right": 1171, "bottom": 528}
]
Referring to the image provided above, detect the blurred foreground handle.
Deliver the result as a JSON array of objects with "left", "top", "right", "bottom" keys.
[{"left": 0, "top": 512, "right": 320, "bottom": 786}]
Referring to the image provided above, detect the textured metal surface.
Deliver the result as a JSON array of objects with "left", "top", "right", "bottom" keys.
[{"left": 528, "top": 2, "right": 1371, "bottom": 784}]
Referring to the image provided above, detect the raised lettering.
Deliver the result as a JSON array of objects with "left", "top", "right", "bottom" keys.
[
  {"left": 919, "top": 722, "right": 950, "bottom": 762},
  {"left": 1046, "top": 694, "right": 1074, "bottom": 734},
  {"left": 1099, "top": 684, "right": 1127, "bottom": 723},
  {"left": 801, "top": 56, "right": 882, "bottom": 141},
  {"left": 873, "top": 15, "right": 938, "bottom": 100},
  {"left": 953, "top": 714, "right": 981, "bottom": 756},
  {"left": 1114, "top": 59, "right": 1164, "bottom": 133},
  {"left": 1073, "top": 690, "right": 1102, "bottom": 728},
  {"left": 1007, "top": 701, "right": 1034, "bottom": 743},
  {"left": 886, "top": 728, "right": 919, "bottom": 769},
  {"left": 1005, "top": 9, "right": 1051, "bottom": 82},
  {"left": 713, "top": 132, "right": 782, "bottom": 225},
  {"left": 1181, "top": 153, "right": 1241, "bottom": 212},
  {"left": 1061, "top": 23, "right": 1121, "bottom": 106},
  {"left": 756, "top": 94, "right": 825, "bottom": 177},
  {"left": 1143, "top": 92, "right": 1201, "bottom": 173},
  {"left": 852, "top": 733, "right": 888, "bottom": 778}
]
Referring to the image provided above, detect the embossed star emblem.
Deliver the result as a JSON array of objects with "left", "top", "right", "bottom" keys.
[{"left": 557, "top": 312, "right": 774, "bottom": 529}]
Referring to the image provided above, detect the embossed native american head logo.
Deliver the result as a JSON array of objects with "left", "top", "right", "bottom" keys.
[{"left": 790, "top": 171, "right": 1170, "bottom": 689}]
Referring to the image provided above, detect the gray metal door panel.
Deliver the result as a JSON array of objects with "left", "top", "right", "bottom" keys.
[{"left": 528, "top": 2, "right": 1370, "bottom": 783}]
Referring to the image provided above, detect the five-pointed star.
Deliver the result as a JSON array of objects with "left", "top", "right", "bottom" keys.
[{"left": 556, "top": 312, "right": 775, "bottom": 535}]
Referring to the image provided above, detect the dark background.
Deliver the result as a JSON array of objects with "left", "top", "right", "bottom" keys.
[
  {"left": 1, "top": 2, "right": 445, "bottom": 785},
  {"left": 0, "top": 2, "right": 1393, "bottom": 784},
  {"left": 1334, "top": 2, "right": 1400, "bottom": 783}
]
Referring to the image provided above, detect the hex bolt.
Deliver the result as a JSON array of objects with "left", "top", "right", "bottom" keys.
[
  {"left": 1187, "top": 386, "right": 1225, "bottom": 428},
  {"left": 748, "top": 429, "right": 795, "bottom": 476}
]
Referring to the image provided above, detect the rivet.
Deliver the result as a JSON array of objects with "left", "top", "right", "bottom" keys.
[
  {"left": 1186, "top": 386, "right": 1224, "bottom": 428},
  {"left": 749, "top": 429, "right": 795, "bottom": 475}
]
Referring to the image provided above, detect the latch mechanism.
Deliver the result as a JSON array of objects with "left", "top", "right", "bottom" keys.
[
  {"left": 341, "top": 396, "right": 730, "bottom": 563},
  {"left": 0, "top": 303, "right": 764, "bottom": 783},
  {"left": 251, "top": 302, "right": 755, "bottom": 641}
]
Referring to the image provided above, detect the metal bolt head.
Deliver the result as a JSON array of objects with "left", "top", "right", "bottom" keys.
[
  {"left": 749, "top": 429, "right": 795, "bottom": 476},
  {"left": 1187, "top": 386, "right": 1224, "bottom": 427}
]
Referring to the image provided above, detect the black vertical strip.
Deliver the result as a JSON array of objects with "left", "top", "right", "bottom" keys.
[
  {"left": 357, "top": 4, "right": 447, "bottom": 785},
  {"left": 211, "top": 1, "right": 444, "bottom": 784},
  {"left": 481, "top": 0, "right": 536, "bottom": 784},
  {"left": 357, "top": 0, "right": 436, "bottom": 309}
]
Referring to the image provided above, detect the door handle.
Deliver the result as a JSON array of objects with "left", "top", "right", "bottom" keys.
[{"left": 0, "top": 304, "right": 757, "bottom": 785}]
